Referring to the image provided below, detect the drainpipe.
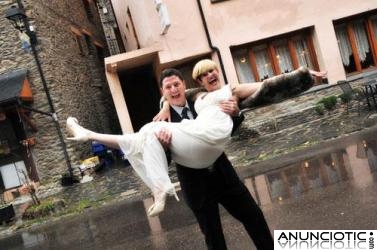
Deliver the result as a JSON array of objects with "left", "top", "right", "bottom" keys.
[{"left": 196, "top": 0, "right": 228, "bottom": 84}]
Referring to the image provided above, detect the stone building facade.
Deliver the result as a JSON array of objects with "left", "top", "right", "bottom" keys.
[{"left": 0, "top": 0, "right": 118, "bottom": 196}]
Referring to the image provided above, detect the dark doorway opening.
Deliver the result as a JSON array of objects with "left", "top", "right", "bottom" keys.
[{"left": 118, "top": 64, "right": 160, "bottom": 132}]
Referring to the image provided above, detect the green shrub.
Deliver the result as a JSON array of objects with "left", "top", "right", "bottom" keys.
[
  {"left": 76, "top": 199, "right": 92, "bottom": 211},
  {"left": 318, "top": 96, "right": 337, "bottom": 110},
  {"left": 338, "top": 93, "right": 352, "bottom": 103},
  {"left": 23, "top": 198, "right": 57, "bottom": 220},
  {"left": 315, "top": 103, "right": 325, "bottom": 115}
]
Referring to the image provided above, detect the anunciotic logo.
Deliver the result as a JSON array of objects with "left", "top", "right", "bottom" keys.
[{"left": 274, "top": 230, "right": 376, "bottom": 250}]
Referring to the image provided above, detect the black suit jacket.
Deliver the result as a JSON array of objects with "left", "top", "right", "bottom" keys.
[{"left": 170, "top": 100, "right": 245, "bottom": 209}]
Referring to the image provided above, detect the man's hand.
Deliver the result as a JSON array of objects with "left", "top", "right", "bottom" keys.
[
  {"left": 219, "top": 97, "right": 240, "bottom": 117},
  {"left": 155, "top": 128, "right": 172, "bottom": 150},
  {"left": 153, "top": 100, "right": 171, "bottom": 122}
]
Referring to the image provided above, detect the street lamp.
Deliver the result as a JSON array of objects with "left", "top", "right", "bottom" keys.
[
  {"left": 4, "top": 6, "right": 26, "bottom": 30},
  {"left": 5, "top": 2, "right": 74, "bottom": 183},
  {"left": 5, "top": 5, "right": 36, "bottom": 46}
]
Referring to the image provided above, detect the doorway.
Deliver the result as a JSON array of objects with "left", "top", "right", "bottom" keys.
[{"left": 118, "top": 64, "right": 160, "bottom": 132}]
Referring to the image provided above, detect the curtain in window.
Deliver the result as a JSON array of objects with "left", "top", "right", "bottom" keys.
[
  {"left": 275, "top": 45, "right": 293, "bottom": 72},
  {"left": 232, "top": 49, "right": 255, "bottom": 83},
  {"left": 335, "top": 26, "right": 353, "bottom": 66},
  {"left": 353, "top": 20, "right": 370, "bottom": 62},
  {"left": 294, "top": 40, "right": 314, "bottom": 69},
  {"left": 0, "top": 161, "right": 27, "bottom": 189},
  {"left": 254, "top": 47, "right": 274, "bottom": 79}
]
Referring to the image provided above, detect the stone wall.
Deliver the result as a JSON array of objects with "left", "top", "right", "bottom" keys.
[
  {"left": 0, "top": 0, "right": 119, "bottom": 185},
  {"left": 228, "top": 80, "right": 374, "bottom": 171}
]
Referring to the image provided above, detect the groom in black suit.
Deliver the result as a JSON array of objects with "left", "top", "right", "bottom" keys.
[{"left": 156, "top": 68, "right": 273, "bottom": 250}]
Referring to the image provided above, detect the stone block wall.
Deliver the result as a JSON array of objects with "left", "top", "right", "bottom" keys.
[
  {"left": 0, "top": 0, "right": 119, "bottom": 185},
  {"left": 239, "top": 83, "right": 361, "bottom": 136},
  {"left": 228, "top": 80, "right": 372, "bottom": 170}
]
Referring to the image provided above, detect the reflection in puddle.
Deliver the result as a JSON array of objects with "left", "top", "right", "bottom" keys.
[
  {"left": 245, "top": 138, "right": 377, "bottom": 205},
  {"left": 21, "top": 232, "right": 46, "bottom": 248}
]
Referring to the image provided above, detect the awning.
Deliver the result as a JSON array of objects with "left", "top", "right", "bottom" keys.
[{"left": 0, "top": 69, "right": 33, "bottom": 106}]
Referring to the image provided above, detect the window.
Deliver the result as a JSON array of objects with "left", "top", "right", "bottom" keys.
[
  {"left": 373, "top": 16, "right": 377, "bottom": 41},
  {"left": 0, "top": 161, "right": 27, "bottom": 189},
  {"left": 253, "top": 44, "right": 274, "bottom": 80},
  {"left": 231, "top": 29, "right": 318, "bottom": 83},
  {"left": 84, "top": 34, "right": 94, "bottom": 55},
  {"left": 233, "top": 49, "right": 255, "bottom": 83},
  {"left": 71, "top": 27, "right": 85, "bottom": 55},
  {"left": 273, "top": 40, "right": 294, "bottom": 73},
  {"left": 0, "top": 139, "right": 10, "bottom": 158},
  {"left": 293, "top": 39, "right": 314, "bottom": 69},
  {"left": 334, "top": 12, "right": 377, "bottom": 74},
  {"left": 82, "top": 0, "right": 94, "bottom": 21}
]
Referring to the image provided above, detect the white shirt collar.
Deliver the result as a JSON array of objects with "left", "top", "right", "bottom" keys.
[{"left": 171, "top": 101, "right": 193, "bottom": 119}]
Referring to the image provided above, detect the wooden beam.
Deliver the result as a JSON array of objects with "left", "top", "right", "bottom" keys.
[
  {"left": 306, "top": 36, "right": 320, "bottom": 71},
  {"left": 347, "top": 23, "right": 362, "bottom": 72},
  {"left": 366, "top": 18, "right": 377, "bottom": 66},
  {"left": 288, "top": 39, "right": 299, "bottom": 69},
  {"left": 248, "top": 50, "right": 260, "bottom": 82},
  {"left": 105, "top": 71, "right": 134, "bottom": 133},
  {"left": 70, "top": 26, "right": 82, "bottom": 36},
  {"left": 106, "top": 63, "right": 118, "bottom": 73},
  {"left": 268, "top": 44, "right": 280, "bottom": 75},
  {"left": 19, "top": 110, "right": 38, "bottom": 132}
]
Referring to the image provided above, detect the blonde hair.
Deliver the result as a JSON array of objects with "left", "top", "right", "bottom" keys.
[{"left": 192, "top": 59, "right": 218, "bottom": 81}]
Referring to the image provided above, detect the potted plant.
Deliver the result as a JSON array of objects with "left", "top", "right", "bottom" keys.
[{"left": 0, "top": 192, "right": 15, "bottom": 224}]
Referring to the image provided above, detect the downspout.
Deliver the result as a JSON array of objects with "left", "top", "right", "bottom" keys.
[{"left": 196, "top": 0, "right": 228, "bottom": 84}]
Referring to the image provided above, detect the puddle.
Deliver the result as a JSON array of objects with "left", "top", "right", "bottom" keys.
[{"left": 243, "top": 137, "right": 377, "bottom": 205}]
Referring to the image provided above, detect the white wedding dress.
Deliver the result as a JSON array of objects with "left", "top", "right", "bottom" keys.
[{"left": 117, "top": 85, "right": 233, "bottom": 195}]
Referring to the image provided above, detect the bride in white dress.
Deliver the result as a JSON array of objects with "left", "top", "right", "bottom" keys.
[
  {"left": 67, "top": 59, "right": 327, "bottom": 217},
  {"left": 66, "top": 84, "right": 233, "bottom": 216}
]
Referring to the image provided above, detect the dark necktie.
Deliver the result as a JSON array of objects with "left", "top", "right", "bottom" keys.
[{"left": 181, "top": 107, "right": 190, "bottom": 119}]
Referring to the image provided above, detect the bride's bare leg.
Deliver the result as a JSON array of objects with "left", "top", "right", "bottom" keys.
[
  {"left": 66, "top": 117, "right": 121, "bottom": 149},
  {"left": 233, "top": 68, "right": 326, "bottom": 101},
  {"left": 232, "top": 82, "right": 263, "bottom": 99},
  {"left": 309, "top": 69, "right": 328, "bottom": 78}
]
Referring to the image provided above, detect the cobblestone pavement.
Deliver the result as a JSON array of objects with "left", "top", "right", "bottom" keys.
[{"left": 52, "top": 160, "right": 180, "bottom": 206}]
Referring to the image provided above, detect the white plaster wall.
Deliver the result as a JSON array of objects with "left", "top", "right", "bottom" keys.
[{"left": 111, "top": 0, "right": 210, "bottom": 64}]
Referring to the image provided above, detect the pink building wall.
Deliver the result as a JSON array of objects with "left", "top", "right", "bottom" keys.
[{"left": 111, "top": 0, "right": 377, "bottom": 83}]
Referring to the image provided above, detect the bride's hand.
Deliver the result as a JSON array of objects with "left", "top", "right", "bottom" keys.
[
  {"left": 153, "top": 101, "right": 171, "bottom": 122},
  {"left": 219, "top": 97, "right": 239, "bottom": 117}
]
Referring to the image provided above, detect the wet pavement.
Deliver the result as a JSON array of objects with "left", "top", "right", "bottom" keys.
[{"left": 1, "top": 127, "right": 377, "bottom": 249}]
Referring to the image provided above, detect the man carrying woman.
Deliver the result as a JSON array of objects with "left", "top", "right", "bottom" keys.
[{"left": 66, "top": 59, "right": 326, "bottom": 249}]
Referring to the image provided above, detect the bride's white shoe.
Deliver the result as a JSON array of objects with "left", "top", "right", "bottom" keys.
[
  {"left": 147, "top": 191, "right": 179, "bottom": 217},
  {"left": 66, "top": 117, "right": 90, "bottom": 141},
  {"left": 147, "top": 192, "right": 167, "bottom": 217}
]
